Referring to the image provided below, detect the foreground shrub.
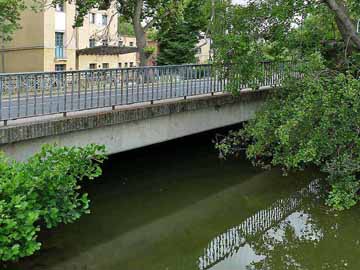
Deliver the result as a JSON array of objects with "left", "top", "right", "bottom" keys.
[{"left": 0, "top": 144, "right": 106, "bottom": 262}]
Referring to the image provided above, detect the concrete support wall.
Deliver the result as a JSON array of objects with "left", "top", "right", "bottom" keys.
[{"left": 0, "top": 90, "right": 269, "bottom": 160}]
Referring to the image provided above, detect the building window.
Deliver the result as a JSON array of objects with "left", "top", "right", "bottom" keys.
[
  {"left": 102, "top": 39, "right": 108, "bottom": 46},
  {"left": 197, "top": 48, "right": 202, "bottom": 54},
  {"left": 130, "top": 62, "right": 134, "bottom": 67},
  {"left": 129, "top": 42, "right": 134, "bottom": 47},
  {"left": 89, "top": 63, "right": 97, "bottom": 69},
  {"left": 124, "top": 63, "right": 128, "bottom": 68},
  {"left": 118, "top": 40, "right": 123, "bottom": 47},
  {"left": 102, "top": 63, "right": 109, "bottom": 69},
  {"left": 55, "top": 64, "right": 66, "bottom": 71},
  {"left": 89, "top": 39, "right": 96, "bottom": 48},
  {"left": 55, "top": 32, "right": 64, "bottom": 59},
  {"left": 55, "top": 3, "right": 64, "bottom": 12},
  {"left": 90, "top": 13, "right": 96, "bottom": 24},
  {"left": 102, "top": 15, "right": 108, "bottom": 26},
  {"left": 118, "top": 63, "right": 122, "bottom": 68}
]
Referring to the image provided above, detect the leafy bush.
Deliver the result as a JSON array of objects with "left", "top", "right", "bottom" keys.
[
  {"left": 0, "top": 144, "right": 106, "bottom": 262},
  {"left": 216, "top": 55, "right": 360, "bottom": 210}
]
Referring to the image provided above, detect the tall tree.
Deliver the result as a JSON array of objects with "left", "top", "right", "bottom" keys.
[
  {"left": 67, "top": 0, "right": 175, "bottom": 66},
  {"left": 214, "top": 0, "right": 360, "bottom": 210},
  {"left": 156, "top": 0, "right": 208, "bottom": 65}
]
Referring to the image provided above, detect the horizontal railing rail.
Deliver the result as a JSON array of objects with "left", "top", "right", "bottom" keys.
[{"left": 0, "top": 62, "right": 295, "bottom": 124}]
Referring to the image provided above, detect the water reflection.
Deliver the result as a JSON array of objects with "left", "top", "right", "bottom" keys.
[{"left": 199, "top": 180, "right": 320, "bottom": 270}]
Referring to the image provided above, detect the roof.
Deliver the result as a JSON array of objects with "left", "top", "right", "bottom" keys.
[{"left": 77, "top": 46, "right": 138, "bottom": 56}]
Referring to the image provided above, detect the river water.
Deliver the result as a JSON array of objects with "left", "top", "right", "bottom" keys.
[{"left": 12, "top": 128, "right": 360, "bottom": 270}]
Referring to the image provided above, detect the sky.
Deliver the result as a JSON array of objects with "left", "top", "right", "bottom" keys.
[{"left": 232, "top": 0, "right": 248, "bottom": 5}]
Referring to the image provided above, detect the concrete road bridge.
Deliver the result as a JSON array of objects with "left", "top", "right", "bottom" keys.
[{"left": 0, "top": 63, "right": 293, "bottom": 160}]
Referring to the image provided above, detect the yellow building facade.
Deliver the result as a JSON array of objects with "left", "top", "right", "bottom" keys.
[
  {"left": 196, "top": 38, "right": 212, "bottom": 64},
  {"left": 1, "top": 1, "right": 139, "bottom": 73}
]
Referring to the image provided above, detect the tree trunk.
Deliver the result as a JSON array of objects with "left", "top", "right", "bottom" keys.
[
  {"left": 133, "top": 0, "right": 148, "bottom": 66},
  {"left": 324, "top": 0, "right": 360, "bottom": 51}
]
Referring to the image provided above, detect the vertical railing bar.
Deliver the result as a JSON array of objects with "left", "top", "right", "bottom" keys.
[
  {"left": 126, "top": 69, "right": 129, "bottom": 104},
  {"left": 199, "top": 66, "right": 202, "bottom": 95},
  {"left": 180, "top": 67, "right": 186, "bottom": 97},
  {"left": 209, "top": 65, "right": 212, "bottom": 94},
  {"left": 195, "top": 66, "right": 199, "bottom": 96},
  {"left": 56, "top": 73, "right": 60, "bottom": 113},
  {"left": 26, "top": 76, "right": 30, "bottom": 116},
  {"left": 166, "top": 67, "right": 169, "bottom": 99},
  {"left": 141, "top": 68, "right": 149, "bottom": 102},
  {"left": 192, "top": 66, "right": 195, "bottom": 96},
  {"left": 159, "top": 67, "right": 163, "bottom": 99},
  {"left": 25, "top": 75, "right": 30, "bottom": 116},
  {"left": 191, "top": 66, "right": 195, "bottom": 96},
  {"left": 151, "top": 67, "right": 154, "bottom": 102},
  {"left": 186, "top": 66, "right": 189, "bottom": 98},
  {"left": 120, "top": 69, "right": 124, "bottom": 105},
  {"left": 131, "top": 68, "right": 135, "bottom": 104},
  {"left": 16, "top": 75, "right": 21, "bottom": 118},
  {"left": 140, "top": 68, "right": 147, "bottom": 102},
  {"left": 170, "top": 67, "right": 173, "bottom": 98},
  {"left": 201, "top": 66, "right": 205, "bottom": 94},
  {"left": 223, "top": 65, "right": 226, "bottom": 92},
  {"left": 114, "top": 69, "right": 118, "bottom": 106},
  {"left": 41, "top": 74, "right": 45, "bottom": 115},
  {"left": 145, "top": 68, "right": 149, "bottom": 102},
  {"left": 97, "top": 71, "right": 100, "bottom": 108},
  {"left": 34, "top": 75, "right": 37, "bottom": 116},
  {"left": 136, "top": 68, "right": 140, "bottom": 103},
  {"left": 221, "top": 66, "right": 224, "bottom": 92},
  {"left": 71, "top": 72, "right": 74, "bottom": 111},
  {"left": 156, "top": 67, "right": 160, "bottom": 100},
  {"left": 78, "top": 71, "right": 82, "bottom": 110},
  {"left": 50, "top": 74, "right": 54, "bottom": 114},
  {"left": 90, "top": 72, "right": 94, "bottom": 108},
  {"left": 64, "top": 73, "right": 68, "bottom": 113},
  {"left": 8, "top": 77, "right": 13, "bottom": 119},
  {"left": 216, "top": 66, "right": 219, "bottom": 93},
  {"left": 102, "top": 70, "right": 106, "bottom": 107},
  {"left": 175, "top": 67, "right": 178, "bottom": 97},
  {"left": 84, "top": 71, "right": 88, "bottom": 109},
  {"left": 109, "top": 70, "right": 112, "bottom": 107}
]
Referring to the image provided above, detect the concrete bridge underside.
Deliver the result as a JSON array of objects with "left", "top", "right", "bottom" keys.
[{"left": 0, "top": 89, "right": 270, "bottom": 160}]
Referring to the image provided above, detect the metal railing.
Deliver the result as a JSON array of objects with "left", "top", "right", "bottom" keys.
[{"left": 0, "top": 63, "right": 293, "bottom": 124}]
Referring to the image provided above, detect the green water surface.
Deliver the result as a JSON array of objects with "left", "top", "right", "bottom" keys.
[{"left": 11, "top": 130, "right": 360, "bottom": 270}]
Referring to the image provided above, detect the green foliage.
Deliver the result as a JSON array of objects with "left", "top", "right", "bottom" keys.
[
  {"left": 156, "top": 0, "right": 208, "bottom": 65},
  {"left": 144, "top": 46, "right": 156, "bottom": 55},
  {"left": 216, "top": 55, "right": 360, "bottom": 210},
  {"left": 0, "top": 144, "right": 106, "bottom": 262},
  {"left": 212, "top": 0, "right": 360, "bottom": 210},
  {"left": 146, "top": 28, "right": 158, "bottom": 41},
  {"left": 118, "top": 17, "right": 135, "bottom": 37}
]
